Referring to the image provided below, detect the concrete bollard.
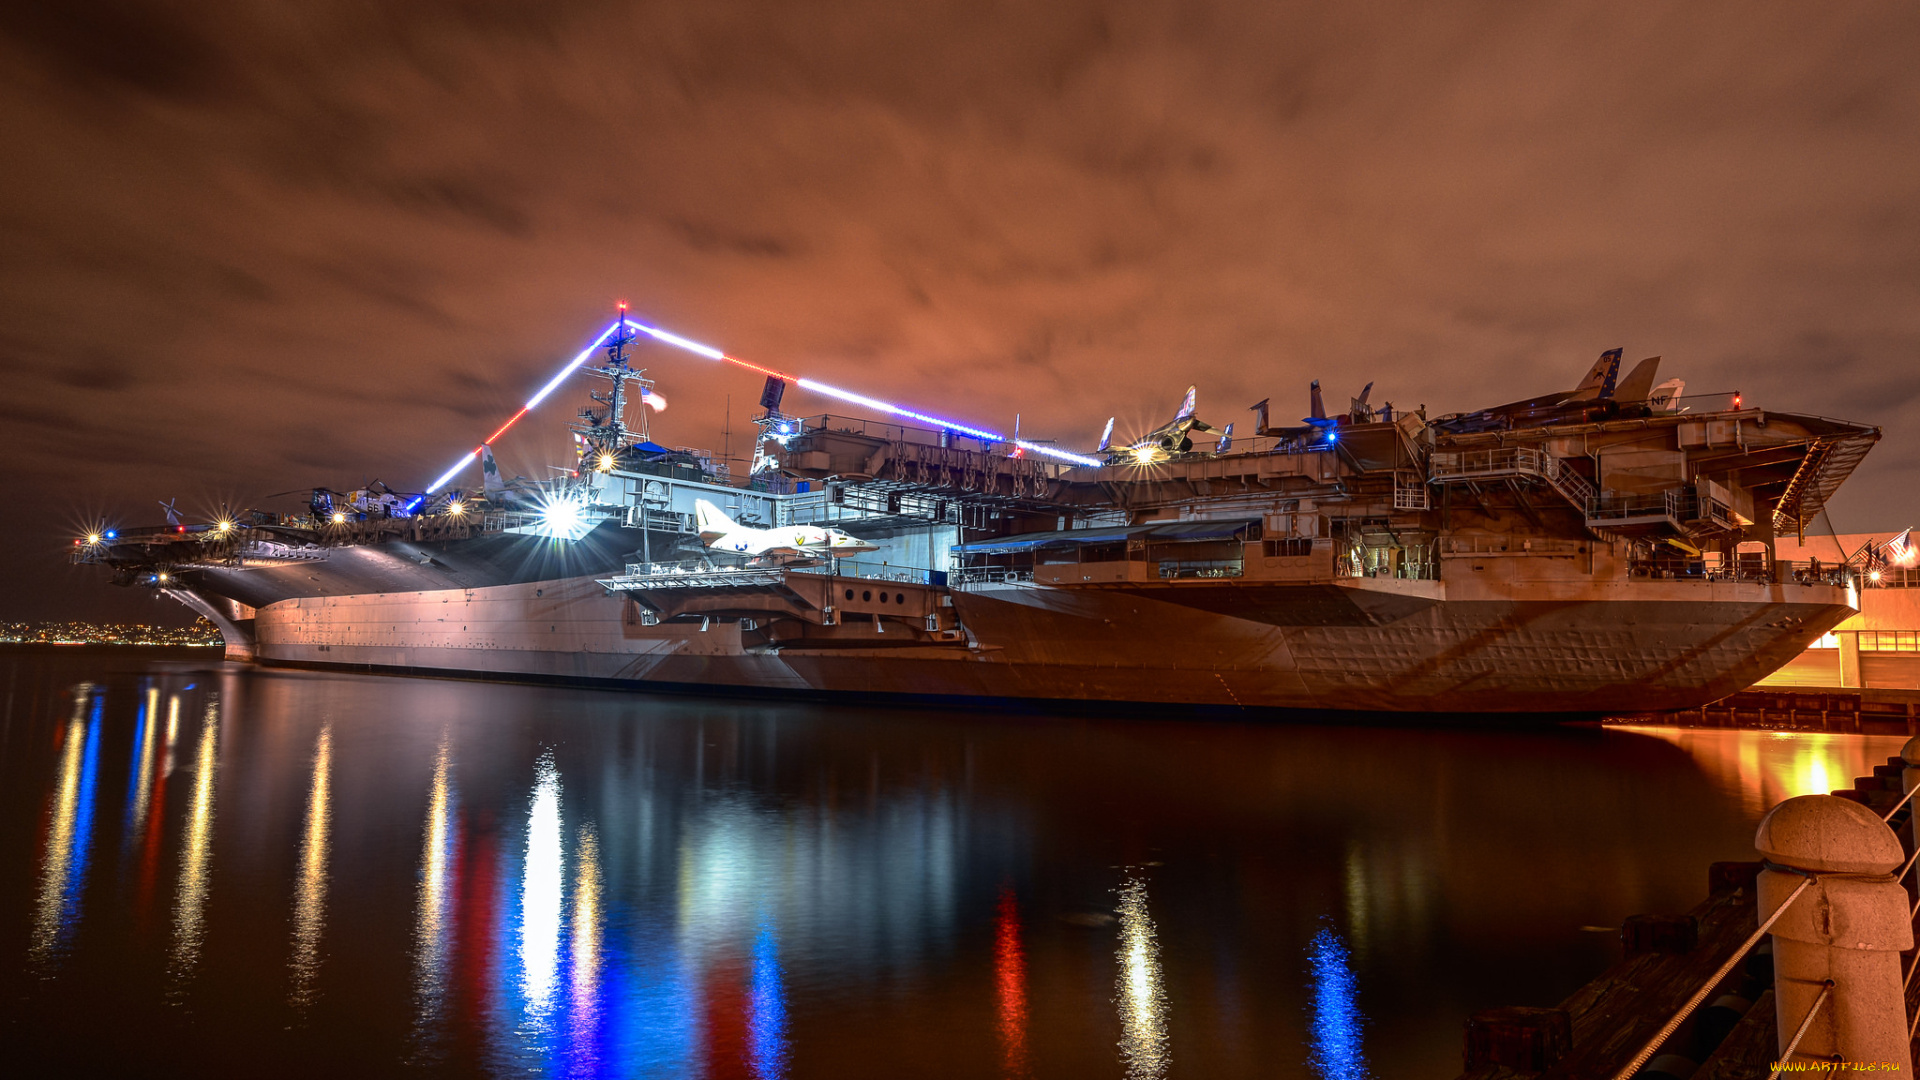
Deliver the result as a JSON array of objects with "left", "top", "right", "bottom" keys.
[{"left": 1755, "top": 794, "right": 1914, "bottom": 1071}]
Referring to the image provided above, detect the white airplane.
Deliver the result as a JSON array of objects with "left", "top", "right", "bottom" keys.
[{"left": 694, "top": 499, "right": 881, "bottom": 561}]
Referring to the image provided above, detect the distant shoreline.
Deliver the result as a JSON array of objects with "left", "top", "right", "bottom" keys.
[{"left": 0, "top": 642, "right": 220, "bottom": 650}]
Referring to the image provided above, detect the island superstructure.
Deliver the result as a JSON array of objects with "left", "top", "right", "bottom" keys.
[{"left": 74, "top": 327, "right": 1881, "bottom": 717}]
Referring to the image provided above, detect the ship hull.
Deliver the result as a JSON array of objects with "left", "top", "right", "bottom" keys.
[{"left": 228, "top": 571, "right": 1854, "bottom": 717}]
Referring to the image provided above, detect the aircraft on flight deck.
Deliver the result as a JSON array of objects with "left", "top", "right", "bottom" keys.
[
  {"left": 694, "top": 499, "right": 881, "bottom": 563},
  {"left": 1249, "top": 378, "right": 1381, "bottom": 446},
  {"left": 1434, "top": 350, "right": 1686, "bottom": 433},
  {"left": 1098, "top": 386, "right": 1234, "bottom": 465},
  {"left": 479, "top": 445, "right": 545, "bottom": 507}
]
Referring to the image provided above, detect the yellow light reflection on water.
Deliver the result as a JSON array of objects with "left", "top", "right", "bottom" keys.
[
  {"left": 520, "top": 754, "right": 564, "bottom": 1021},
  {"left": 570, "top": 824, "right": 603, "bottom": 1046},
  {"left": 29, "top": 691, "right": 92, "bottom": 964},
  {"left": 290, "top": 725, "right": 333, "bottom": 1007},
  {"left": 128, "top": 688, "right": 159, "bottom": 841},
  {"left": 412, "top": 733, "right": 454, "bottom": 1039},
  {"left": 163, "top": 694, "right": 181, "bottom": 778},
  {"left": 1629, "top": 726, "right": 1911, "bottom": 818},
  {"left": 170, "top": 701, "right": 220, "bottom": 985},
  {"left": 1115, "top": 878, "right": 1169, "bottom": 1080}
]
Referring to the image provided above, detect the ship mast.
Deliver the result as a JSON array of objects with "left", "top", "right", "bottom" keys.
[{"left": 571, "top": 307, "right": 653, "bottom": 473}]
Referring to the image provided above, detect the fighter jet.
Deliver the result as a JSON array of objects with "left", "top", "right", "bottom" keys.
[
  {"left": 1100, "top": 386, "right": 1226, "bottom": 465},
  {"left": 1434, "top": 349, "right": 1682, "bottom": 432},
  {"left": 694, "top": 499, "right": 880, "bottom": 562},
  {"left": 479, "top": 445, "right": 543, "bottom": 507},
  {"left": 1250, "top": 379, "right": 1376, "bottom": 446}
]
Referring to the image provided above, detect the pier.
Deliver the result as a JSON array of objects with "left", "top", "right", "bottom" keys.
[{"left": 1458, "top": 741, "right": 1920, "bottom": 1078}]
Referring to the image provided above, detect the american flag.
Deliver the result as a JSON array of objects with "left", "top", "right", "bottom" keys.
[{"left": 1886, "top": 527, "right": 1914, "bottom": 566}]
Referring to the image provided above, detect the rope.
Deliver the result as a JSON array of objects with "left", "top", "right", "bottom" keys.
[
  {"left": 1768, "top": 981, "right": 1833, "bottom": 1080},
  {"left": 1610, "top": 875, "right": 1814, "bottom": 1080}
]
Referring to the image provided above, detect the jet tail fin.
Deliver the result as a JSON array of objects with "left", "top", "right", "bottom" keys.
[
  {"left": 1096, "top": 417, "right": 1115, "bottom": 453},
  {"left": 1571, "top": 348, "right": 1624, "bottom": 401},
  {"left": 1613, "top": 356, "right": 1662, "bottom": 403},
  {"left": 481, "top": 446, "right": 509, "bottom": 500},
  {"left": 1309, "top": 380, "right": 1325, "bottom": 421},
  {"left": 694, "top": 498, "right": 736, "bottom": 542},
  {"left": 1249, "top": 399, "right": 1270, "bottom": 435},
  {"left": 1175, "top": 386, "right": 1197, "bottom": 422},
  {"left": 1215, "top": 422, "right": 1234, "bottom": 455}
]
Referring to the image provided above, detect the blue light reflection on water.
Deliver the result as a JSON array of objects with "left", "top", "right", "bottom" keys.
[
  {"left": 748, "top": 920, "right": 788, "bottom": 1080},
  {"left": 29, "top": 689, "right": 103, "bottom": 964},
  {"left": 1305, "top": 924, "right": 1370, "bottom": 1080},
  {"left": 121, "top": 685, "right": 152, "bottom": 839},
  {"left": 66, "top": 697, "right": 104, "bottom": 928}
]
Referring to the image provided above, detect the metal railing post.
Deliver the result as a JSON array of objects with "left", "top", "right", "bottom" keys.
[{"left": 1754, "top": 794, "right": 1914, "bottom": 1071}]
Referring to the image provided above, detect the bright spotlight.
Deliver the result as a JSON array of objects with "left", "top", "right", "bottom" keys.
[
  {"left": 447, "top": 501, "right": 465, "bottom": 517},
  {"left": 1870, "top": 568, "right": 1884, "bottom": 582},
  {"left": 331, "top": 511, "right": 347, "bottom": 524},
  {"left": 537, "top": 495, "right": 589, "bottom": 540},
  {"left": 85, "top": 532, "right": 102, "bottom": 545},
  {"left": 597, "top": 453, "right": 616, "bottom": 472},
  {"left": 215, "top": 520, "right": 233, "bottom": 534}
]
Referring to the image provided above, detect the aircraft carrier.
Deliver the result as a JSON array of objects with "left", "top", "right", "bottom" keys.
[{"left": 74, "top": 325, "right": 1883, "bottom": 717}]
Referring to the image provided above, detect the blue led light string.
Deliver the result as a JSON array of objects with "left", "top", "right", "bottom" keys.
[{"left": 425, "top": 312, "right": 1102, "bottom": 492}]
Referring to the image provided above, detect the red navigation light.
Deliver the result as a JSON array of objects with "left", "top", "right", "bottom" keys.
[
  {"left": 1732, "top": 393, "right": 1742, "bottom": 409},
  {"left": 617, "top": 301, "right": 628, "bottom": 310},
  {"left": 177, "top": 525, "right": 186, "bottom": 533}
]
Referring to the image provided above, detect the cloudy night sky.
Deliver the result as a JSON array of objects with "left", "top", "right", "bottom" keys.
[{"left": 3, "top": 1, "right": 1917, "bottom": 622}]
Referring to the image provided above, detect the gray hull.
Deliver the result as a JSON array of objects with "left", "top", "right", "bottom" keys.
[{"left": 229, "top": 570, "right": 1852, "bottom": 716}]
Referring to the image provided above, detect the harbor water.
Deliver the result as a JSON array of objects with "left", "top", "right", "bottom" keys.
[{"left": 2, "top": 648, "right": 1906, "bottom": 1078}]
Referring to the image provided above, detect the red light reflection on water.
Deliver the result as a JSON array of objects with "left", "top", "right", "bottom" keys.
[
  {"left": 136, "top": 741, "right": 170, "bottom": 919},
  {"left": 995, "top": 886, "right": 1029, "bottom": 1077},
  {"left": 453, "top": 813, "right": 497, "bottom": 1055},
  {"left": 703, "top": 957, "right": 752, "bottom": 1080}
]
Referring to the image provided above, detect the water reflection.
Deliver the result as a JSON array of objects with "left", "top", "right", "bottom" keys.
[
  {"left": 995, "top": 886, "right": 1029, "bottom": 1078},
  {"left": 1630, "top": 727, "right": 1910, "bottom": 817},
  {"left": 169, "top": 697, "right": 220, "bottom": 986},
  {"left": 748, "top": 920, "right": 788, "bottom": 1080},
  {"left": 163, "top": 693, "right": 180, "bottom": 774},
  {"left": 519, "top": 753, "right": 565, "bottom": 1027},
  {"left": 290, "top": 724, "right": 334, "bottom": 1008},
  {"left": 18, "top": 655, "right": 1860, "bottom": 1079},
  {"left": 136, "top": 692, "right": 181, "bottom": 914},
  {"left": 1115, "top": 877, "right": 1169, "bottom": 1080},
  {"left": 565, "top": 824, "right": 603, "bottom": 1075},
  {"left": 1306, "top": 925, "right": 1370, "bottom": 1080},
  {"left": 411, "top": 732, "right": 457, "bottom": 1055},
  {"left": 123, "top": 686, "right": 158, "bottom": 849},
  {"left": 29, "top": 686, "right": 100, "bottom": 965}
]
